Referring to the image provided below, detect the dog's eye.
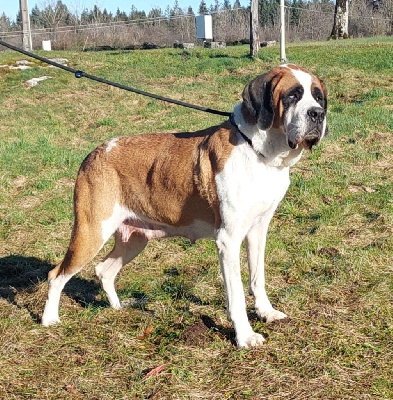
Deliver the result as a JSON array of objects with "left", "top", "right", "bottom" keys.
[
  {"left": 287, "top": 88, "right": 303, "bottom": 102},
  {"left": 313, "top": 88, "right": 324, "bottom": 103},
  {"left": 283, "top": 87, "right": 303, "bottom": 109},
  {"left": 288, "top": 93, "right": 300, "bottom": 103}
]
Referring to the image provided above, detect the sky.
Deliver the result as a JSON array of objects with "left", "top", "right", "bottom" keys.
[{"left": 1, "top": 0, "right": 229, "bottom": 21}]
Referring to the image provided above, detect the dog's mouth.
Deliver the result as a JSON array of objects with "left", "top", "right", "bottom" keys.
[
  {"left": 302, "top": 135, "right": 320, "bottom": 151},
  {"left": 288, "top": 131, "right": 321, "bottom": 151}
]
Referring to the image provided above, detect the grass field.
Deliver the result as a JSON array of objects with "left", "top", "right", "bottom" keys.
[{"left": 0, "top": 37, "right": 392, "bottom": 399}]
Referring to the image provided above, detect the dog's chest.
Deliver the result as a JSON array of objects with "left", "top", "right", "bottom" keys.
[{"left": 215, "top": 147, "right": 290, "bottom": 216}]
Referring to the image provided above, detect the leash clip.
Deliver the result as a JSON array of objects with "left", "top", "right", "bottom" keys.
[{"left": 75, "top": 70, "right": 84, "bottom": 79}]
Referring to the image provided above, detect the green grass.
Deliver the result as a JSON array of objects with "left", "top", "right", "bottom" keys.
[{"left": 0, "top": 37, "right": 392, "bottom": 399}]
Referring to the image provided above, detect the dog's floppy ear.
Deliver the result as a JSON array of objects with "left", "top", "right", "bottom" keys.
[
  {"left": 320, "top": 78, "right": 329, "bottom": 137},
  {"left": 242, "top": 73, "right": 274, "bottom": 130}
]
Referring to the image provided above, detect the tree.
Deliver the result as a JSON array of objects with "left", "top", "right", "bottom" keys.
[
  {"left": 40, "top": 0, "right": 70, "bottom": 29},
  {"left": 377, "top": 0, "right": 393, "bottom": 34},
  {"left": 223, "top": 0, "right": 231, "bottom": 9},
  {"left": 148, "top": 7, "right": 164, "bottom": 19},
  {"left": 129, "top": 5, "right": 146, "bottom": 21},
  {"left": 30, "top": 5, "right": 45, "bottom": 27},
  {"left": 290, "top": 0, "right": 304, "bottom": 27},
  {"left": 199, "top": 0, "right": 209, "bottom": 14},
  {"left": 0, "top": 12, "right": 11, "bottom": 31},
  {"left": 115, "top": 8, "right": 128, "bottom": 21},
  {"left": 211, "top": 0, "right": 221, "bottom": 13},
  {"left": 233, "top": 0, "right": 242, "bottom": 9},
  {"left": 258, "top": 0, "right": 280, "bottom": 27},
  {"left": 330, "top": 0, "right": 349, "bottom": 38},
  {"left": 171, "top": 0, "right": 184, "bottom": 16}
]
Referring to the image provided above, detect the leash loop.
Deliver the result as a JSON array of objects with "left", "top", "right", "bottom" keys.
[{"left": 0, "top": 39, "right": 231, "bottom": 118}]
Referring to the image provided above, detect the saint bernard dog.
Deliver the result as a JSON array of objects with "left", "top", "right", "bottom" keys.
[{"left": 42, "top": 64, "right": 328, "bottom": 349}]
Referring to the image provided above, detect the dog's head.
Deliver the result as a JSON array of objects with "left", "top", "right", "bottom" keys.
[{"left": 242, "top": 64, "right": 328, "bottom": 150}]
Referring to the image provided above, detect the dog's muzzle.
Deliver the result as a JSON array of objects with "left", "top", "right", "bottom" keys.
[{"left": 288, "top": 106, "right": 326, "bottom": 150}]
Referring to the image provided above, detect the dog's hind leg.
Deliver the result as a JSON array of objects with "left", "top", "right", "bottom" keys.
[
  {"left": 95, "top": 232, "right": 148, "bottom": 309},
  {"left": 41, "top": 175, "right": 117, "bottom": 328},
  {"left": 42, "top": 221, "right": 106, "bottom": 326}
]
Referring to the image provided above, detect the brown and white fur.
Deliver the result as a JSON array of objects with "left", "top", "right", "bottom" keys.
[{"left": 42, "top": 64, "right": 328, "bottom": 349}]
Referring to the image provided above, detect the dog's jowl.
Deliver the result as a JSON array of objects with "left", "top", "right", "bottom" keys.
[{"left": 42, "top": 64, "right": 328, "bottom": 349}]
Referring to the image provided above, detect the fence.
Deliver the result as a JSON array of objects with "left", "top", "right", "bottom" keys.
[{"left": 0, "top": 4, "right": 392, "bottom": 51}]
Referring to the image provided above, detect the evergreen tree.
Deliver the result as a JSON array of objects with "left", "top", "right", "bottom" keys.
[
  {"left": 148, "top": 7, "right": 163, "bottom": 18},
  {"left": 30, "top": 5, "right": 44, "bottom": 27},
  {"left": 211, "top": 0, "right": 221, "bottom": 13},
  {"left": 258, "top": 0, "right": 280, "bottom": 27},
  {"left": 16, "top": 10, "right": 22, "bottom": 26},
  {"left": 172, "top": 0, "right": 183, "bottom": 15},
  {"left": 130, "top": 5, "right": 146, "bottom": 20},
  {"left": 290, "top": 0, "right": 304, "bottom": 26},
  {"left": 223, "top": 0, "right": 231, "bottom": 10},
  {"left": 80, "top": 8, "right": 90, "bottom": 24},
  {"left": 233, "top": 0, "right": 241, "bottom": 9},
  {"left": 199, "top": 0, "right": 209, "bottom": 14},
  {"left": 115, "top": 8, "right": 128, "bottom": 21},
  {"left": 0, "top": 12, "right": 11, "bottom": 31}
]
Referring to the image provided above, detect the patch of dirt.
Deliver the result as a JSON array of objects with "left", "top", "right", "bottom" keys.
[
  {"left": 56, "top": 177, "right": 75, "bottom": 189},
  {"left": 318, "top": 247, "right": 340, "bottom": 257},
  {"left": 11, "top": 175, "right": 28, "bottom": 192},
  {"left": 17, "top": 196, "right": 41, "bottom": 209},
  {"left": 183, "top": 320, "right": 211, "bottom": 347}
]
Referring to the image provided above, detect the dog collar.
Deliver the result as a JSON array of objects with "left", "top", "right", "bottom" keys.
[{"left": 230, "top": 113, "right": 265, "bottom": 158}]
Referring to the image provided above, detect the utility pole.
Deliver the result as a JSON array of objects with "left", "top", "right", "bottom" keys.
[
  {"left": 280, "top": 0, "right": 286, "bottom": 62},
  {"left": 20, "top": 0, "right": 33, "bottom": 51},
  {"left": 250, "top": 0, "right": 259, "bottom": 57}
]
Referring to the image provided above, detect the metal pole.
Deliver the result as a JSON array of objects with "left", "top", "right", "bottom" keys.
[
  {"left": 280, "top": 0, "right": 286, "bottom": 62},
  {"left": 20, "top": 0, "right": 33, "bottom": 51}
]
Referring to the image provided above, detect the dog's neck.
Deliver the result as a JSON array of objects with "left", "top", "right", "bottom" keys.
[{"left": 231, "top": 103, "right": 303, "bottom": 168}]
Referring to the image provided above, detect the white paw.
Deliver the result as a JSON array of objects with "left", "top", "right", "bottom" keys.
[
  {"left": 41, "top": 316, "right": 60, "bottom": 327},
  {"left": 257, "top": 308, "right": 287, "bottom": 323},
  {"left": 110, "top": 301, "right": 122, "bottom": 310},
  {"left": 237, "top": 332, "right": 265, "bottom": 349}
]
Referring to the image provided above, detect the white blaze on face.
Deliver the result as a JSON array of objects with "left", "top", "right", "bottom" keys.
[{"left": 284, "top": 67, "right": 325, "bottom": 144}]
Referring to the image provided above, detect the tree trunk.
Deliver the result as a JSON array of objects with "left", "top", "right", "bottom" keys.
[
  {"left": 330, "top": 0, "right": 349, "bottom": 39},
  {"left": 250, "top": 0, "right": 259, "bottom": 57}
]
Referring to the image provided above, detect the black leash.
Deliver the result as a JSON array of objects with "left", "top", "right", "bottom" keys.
[{"left": 0, "top": 39, "right": 232, "bottom": 117}]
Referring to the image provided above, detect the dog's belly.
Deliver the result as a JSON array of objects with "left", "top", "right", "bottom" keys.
[
  {"left": 118, "top": 219, "right": 214, "bottom": 243},
  {"left": 102, "top": 204, "right": 215, "bottom": 243}
]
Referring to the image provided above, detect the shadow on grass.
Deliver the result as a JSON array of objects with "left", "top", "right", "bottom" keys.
[
  {"left": 0, "top": 255, "right": 106, "bottom": 322},
  {"left": 201, "top": 314, "right": 237, "bottom": 346}
]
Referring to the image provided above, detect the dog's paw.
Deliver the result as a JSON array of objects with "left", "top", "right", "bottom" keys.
[
  {"left": 257, "top": 308, "right": 287, "bottom": 323},
  {"left": 237, "top": 332, "right": 265, "bottom": 349},
  {"left": 41, "top": 316, "right": 60, "bottom": 327}
]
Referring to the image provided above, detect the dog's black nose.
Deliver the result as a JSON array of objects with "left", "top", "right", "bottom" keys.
[{"left": 307, "top": 107, "right": 325, "bottom": 123}]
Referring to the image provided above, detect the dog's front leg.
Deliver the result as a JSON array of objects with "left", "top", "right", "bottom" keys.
[
  {"left": 245, "top": 209, "right": 287, "bottom": 324},
  {"left": 216, "top": 229, "right": 265, "bottom": 349}
]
